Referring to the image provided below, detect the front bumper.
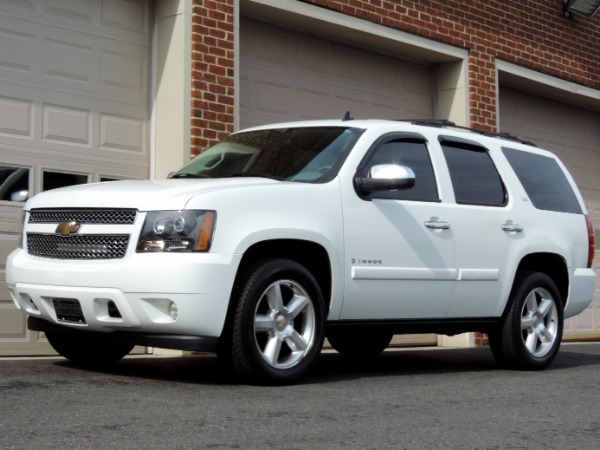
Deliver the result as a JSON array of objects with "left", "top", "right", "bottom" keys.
[
  {"left": 28, "top": 316, "right": 219, "bottom": 352},
  {"left": 7, "top": 248, "right": 241, "bottom": 339}
]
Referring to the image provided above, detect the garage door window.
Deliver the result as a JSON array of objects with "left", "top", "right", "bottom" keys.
[
  {"left": 43, "top": 171, "right": 88, "bottom": 192},
  {"left": 0, "top": 166, "right": 30, "bottom": 202}
]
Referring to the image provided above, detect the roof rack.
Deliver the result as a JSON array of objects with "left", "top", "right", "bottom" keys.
[{"left": 401, "top": 119, "right": 538, "bottom": 147}]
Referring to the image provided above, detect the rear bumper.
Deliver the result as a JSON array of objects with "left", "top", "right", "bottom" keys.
[{"left": 564, "top": 268, "right": 597, "bottom": 318}]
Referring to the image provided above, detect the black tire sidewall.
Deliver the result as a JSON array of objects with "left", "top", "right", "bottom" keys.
[
  {"left": 231, "top": 258, "right": 326, "bottom": 384},
  {"left": 504, "top": 272, "right": 564, "bottom": 369}
]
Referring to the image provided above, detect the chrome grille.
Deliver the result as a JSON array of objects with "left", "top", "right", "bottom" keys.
[
  {"left": 27, "top": 234, "right": 129, "bottom": 259},
  {"left": 29, "top": 209, "right": 137, "bottom": 224}
]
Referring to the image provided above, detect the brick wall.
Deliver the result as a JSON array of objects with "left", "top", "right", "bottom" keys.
[
  {"left": 191, "top": 0, "right": 235, "bottom": 156},
  {"left": 190, "top": 0, "right": 600, "bottom": 154}
]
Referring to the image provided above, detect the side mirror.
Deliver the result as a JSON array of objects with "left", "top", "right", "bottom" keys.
[
  {"left": 355, "top": 164, "right": 415, "bottom": 194},
  {"left": 10, "top": 190, "right": 29, "bottom": 202}
]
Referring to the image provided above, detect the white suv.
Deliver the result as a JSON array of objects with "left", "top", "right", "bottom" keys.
[{"left": 6, "top": 119, "right": 597, "bottom": 384}]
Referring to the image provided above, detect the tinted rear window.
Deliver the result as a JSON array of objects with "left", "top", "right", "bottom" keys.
[
  {"left": 441, "top": 141, "right": 506, "bottom": 207},
  {"left": 502, "top": 147, "right": 582, "bottom": 214}
]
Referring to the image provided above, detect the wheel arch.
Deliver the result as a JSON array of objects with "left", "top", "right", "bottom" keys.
[
  {"left": 236, "top": 239, "right": 333, "bottom": 308},
  {"left": 510, "top": 252, "right": 569, "bottom": 311}
]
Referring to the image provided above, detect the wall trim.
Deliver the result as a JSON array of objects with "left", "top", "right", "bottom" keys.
[
  {"left": 241, "top": 0, "right": 467, "bottom": 63},
  {"left": 497, "top": 60, "right": 600, "bottom": 116}
]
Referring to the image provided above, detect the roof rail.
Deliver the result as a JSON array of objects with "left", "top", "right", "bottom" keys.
[{"left": 399, "top": 119, "right": 538, "bottom": 147}]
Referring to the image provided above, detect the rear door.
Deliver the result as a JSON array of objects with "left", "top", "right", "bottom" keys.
[{"left": 439, "top": 137, "right": 527, "bottom": 318}]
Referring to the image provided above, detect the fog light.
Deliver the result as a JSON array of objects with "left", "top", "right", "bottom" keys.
[
  {"left": 168, "top": 301, "right": 178, "bottom": 320},
  {"left": 107, "top": 301, "right": 122, "bottom": 318}
]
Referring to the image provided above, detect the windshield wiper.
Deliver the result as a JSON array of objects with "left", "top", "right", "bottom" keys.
[
  {"left": 170, "top": 173, "right": 211, "bottom": 179},
  {"left": 230, "top": 172, "right": 284, "bottom": 181}
]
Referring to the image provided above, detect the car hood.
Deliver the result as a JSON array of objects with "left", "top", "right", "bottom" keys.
[{"left": 25, "top": 178, "right": 280, "bottom": 211}]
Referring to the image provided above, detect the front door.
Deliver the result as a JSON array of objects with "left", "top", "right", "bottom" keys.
[{"left": 340, "top": 134, "right": 456, "bottom": 320}]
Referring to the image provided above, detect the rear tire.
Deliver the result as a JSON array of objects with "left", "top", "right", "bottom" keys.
[
  {"left": 46, "top": 331, "right": 133, "bottom": 366},
  {"left": 489, "top": 272, "right": 563, "bottom": 370},
  {"left": 225, "top": 258, "right": 326, "bottom": 385}
]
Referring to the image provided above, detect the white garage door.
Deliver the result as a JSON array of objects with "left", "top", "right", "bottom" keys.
[
  {"left": 240, "top": 18, "right": 433, "bottom": 128},
  {"left": 0, "top": 0, "right": 151, "bottom": 355},
  {"left": 241, "top": 18, "right": 437, "bottom": 347},
  {"left": 500, "top": 86, "right": 600, "bottom": 339}
]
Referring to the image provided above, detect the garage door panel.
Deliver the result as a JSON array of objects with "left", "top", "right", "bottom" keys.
[
  {"left": 0, "top": 304, "right": 27, "bottom": 338},
  {"left": 100, "top": 115, "right": 147, "bottom": 157},
  {"left": 333, "top": 95, "right": 368, "bottom": 118},
  {"left": 45, "top": 0, "right": 96, "bottom": 23},
  {"left": 404, "top": 65, "right": 433, "bottom": 97},
  {"left": 369, "top": 98, "right": 403, "bottom": 120},
  {"left": 0, "top": 26, "right": 36, "bottom": 76},
  {"left": 0, "top": 95, "right": 32, "bottom": 138},
  {"left": 296, "top": 87, "right": 332, "bottom": 119},
  {"left": 99, "top": 47, "right": 148, "bottom": 102},
  {"left": 44, "top": 38, "right": 93, "bottom": 85},
  {"left": 98, "top": 0, "right": 148, "bottom": 36},
  {"left": 42, "top": 104, "right": 91, "bottom": 146},
  {"left": 333, "top": 47, "right": 367, "bottom": 84},
  {"left": 297, "top": 40, "right": 330, "bottom": 75}
]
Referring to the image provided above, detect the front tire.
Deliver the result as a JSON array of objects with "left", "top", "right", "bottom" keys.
[
  {"left": 489, "top": 272, "right": 563, "bottom": 370},
  {"left": 46, "top": 331, "right": 134, "bottom": 366},
  {"left": 225, "top": 259, "right": 326, "bottom": 385}
]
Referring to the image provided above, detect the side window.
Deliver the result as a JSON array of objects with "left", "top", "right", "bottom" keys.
[
  {"left": 358, "top": 138, "right": 439, "bottom": 201},
  {"left": 0, "top": 166, "right": 30, "bottom": 202},
  {"left": 42, "top": 171, "right": 88, "bottom": 191},
  {"left": 502, "top": 147, "right": 582, "bottom": 214},
  {"left": 441, "top": 140, "right": 506, "bottom": 206}
]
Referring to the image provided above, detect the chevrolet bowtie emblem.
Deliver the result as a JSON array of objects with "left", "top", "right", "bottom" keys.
[{"left": 56, "top": 221, "right": 80, "bottom": 236}]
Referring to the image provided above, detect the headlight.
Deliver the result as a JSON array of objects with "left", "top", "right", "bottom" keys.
[{"left": 136, "top": 210, "right": 216, "bottom": 253}]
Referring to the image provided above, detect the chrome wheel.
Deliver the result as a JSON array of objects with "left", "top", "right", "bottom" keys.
[
  {"left": 520, "top": 287, "right": 559, "bottom": 358},
  {"left": 489, "top": 271, "right": 563, "bottom": 370},
  {"left": 253, "top": 279, "right": 317, "bottom": 369},
  {"left": 226, "top": 258, "right": 325, "bottom": 384}
]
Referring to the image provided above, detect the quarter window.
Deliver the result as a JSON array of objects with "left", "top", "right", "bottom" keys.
[
  {"left": 502, "top": 147, "right": 582, "bottom": 214},
  {"left": 441, "top": 140, "right": 506, "bottom": 206}
]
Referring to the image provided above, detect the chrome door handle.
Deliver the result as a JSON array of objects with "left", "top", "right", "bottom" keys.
[
  {"left": 425, "top": 220, "right": 451, "bottom": 230},
  {"left": 501, "top": 223, "right": 523, "bottom": 233}
]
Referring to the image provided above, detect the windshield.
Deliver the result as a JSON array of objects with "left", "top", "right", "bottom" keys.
[{"left": 171, "top": 126, "right": 363, "bottom": 183}]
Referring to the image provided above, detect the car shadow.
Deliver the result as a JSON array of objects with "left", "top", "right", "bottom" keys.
[{"left": 53, "top": 343, "right": 600, "bottom": 386}]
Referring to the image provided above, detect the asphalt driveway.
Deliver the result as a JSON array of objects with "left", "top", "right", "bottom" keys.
[{"left": 2, "top": 343, "right": 600, "bottom": 449}]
